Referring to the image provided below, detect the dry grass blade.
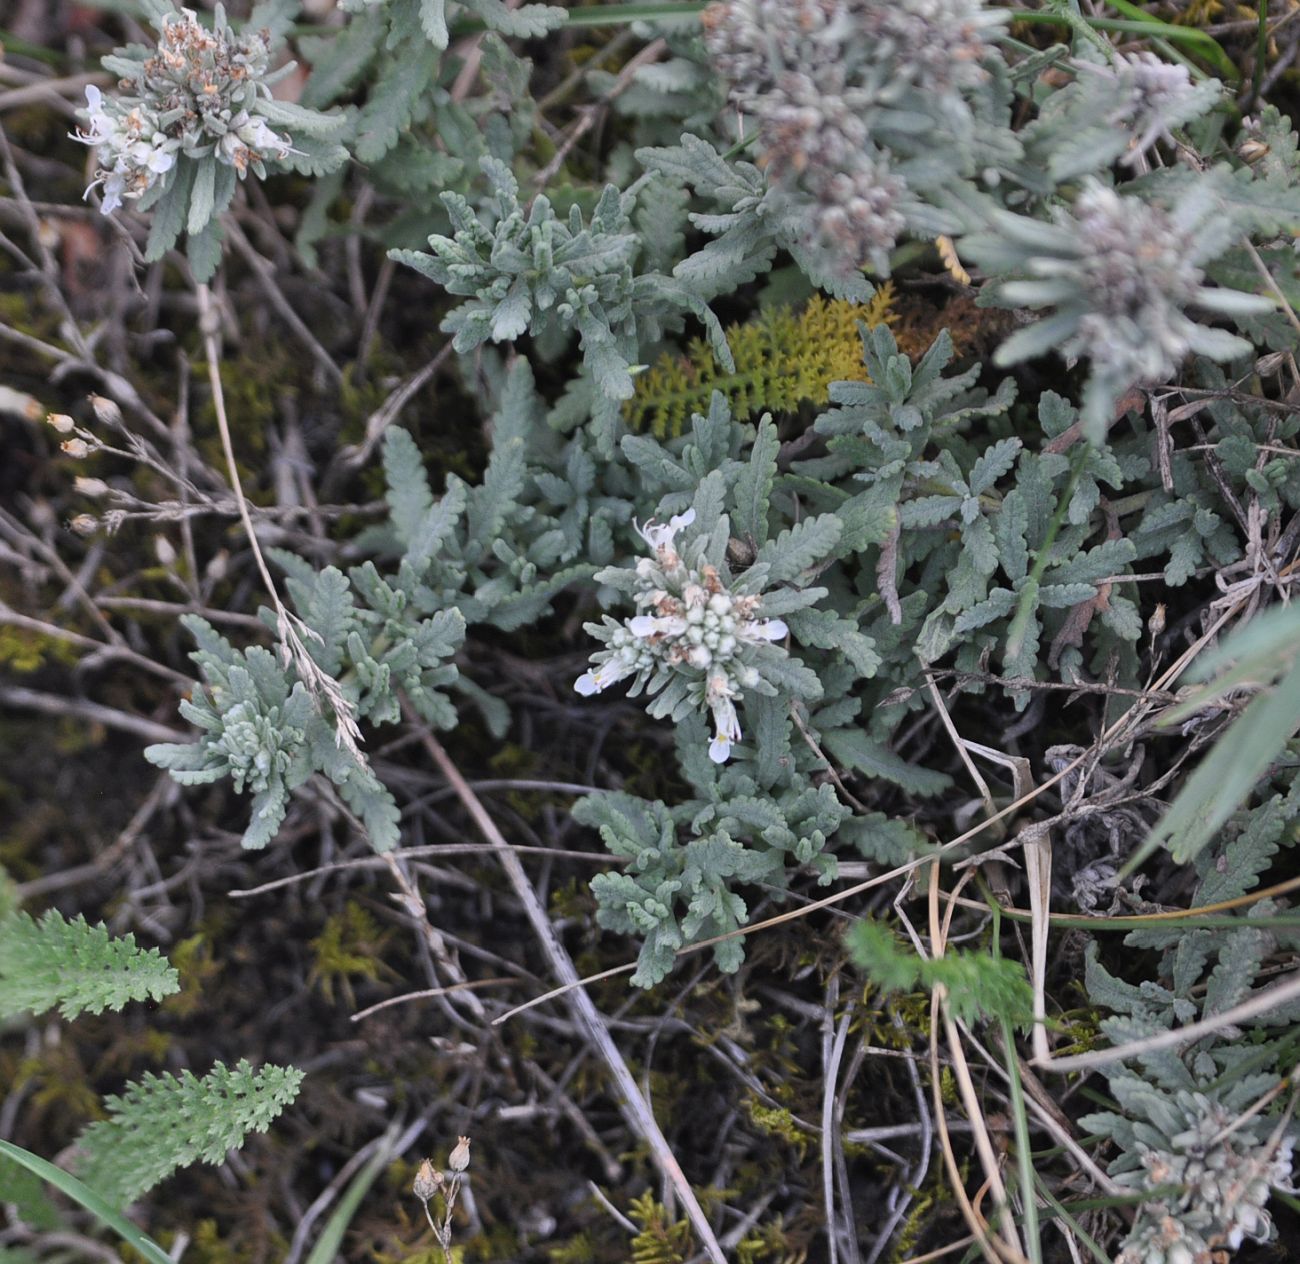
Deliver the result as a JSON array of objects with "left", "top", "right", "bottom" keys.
[
  {"left": 927, "top": 865, "right": 1028, "bottom": 1264},
  {"left": 195, "top": 282, "right": 367, "bottom": 764},
  {"left": 1038, "top": 964, "right": 1300, "bottom": 1074},
  {"left": 405, "top": 706, "right": 728, "bottom": 1264}
]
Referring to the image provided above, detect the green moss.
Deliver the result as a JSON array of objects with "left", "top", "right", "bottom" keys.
[
  {"left": 13, "top": 1044, "right": 104, "bottom": 1130},
  {"left": 0, "top": 627, "right": 77, "bottom": 673},
  {"left": 161, "top": 934, "right": 223, "bottom": 1020},
  {"left": 736, "top": 1220, "right": 793, "bottom": 1264},
  {"left": 745, "top": 1098, "right": 811, "bottom": 1161},
  {"left": 308, "top": 900, "right": 396, "bottom": 1007},
  {"left": 547, "top": 1232, "right": 598, "bottom": 1263},
  {"left": 628, "top": 1192, "right": 691, "bottom": 1264}
]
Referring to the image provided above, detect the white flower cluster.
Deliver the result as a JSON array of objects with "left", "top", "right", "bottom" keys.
[
  {"left": 73, "top": 5, "right": 292, "bottom": 215},
  {"left": 574, "top": 510, "right": 788, "bottom": 763},
  {"left": 1117, "top": 1093, "right": 1296, "bottom": 1263},
  {"left": 76, "top": 85, "right": 177, "bottom": 213}
]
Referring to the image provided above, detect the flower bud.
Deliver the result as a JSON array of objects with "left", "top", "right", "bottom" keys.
[
  {"left": 205, "top": 550, "right": 230, "bottom": 584},
  {"left": 46, "top": 412, "right": 75, "bottom": 434},
  {"left": 155, "top": 536, "right": 177, "bottom": 567},
  {"left": 61, "top": 438, "right": 91, "bottom": 459},
  {"left": 89, "top": 393, "right": 122, "bottom": 427},
  {"left": 75, "top": 476, "right": 111, "bottom": 498},
  {"left": 448, "top": 1136, "right": 471, "bottom": 1172},
  {"left": 69, "top": 513, "right": 99, "bottom": 536},
  {"left": 412, "top": 1158, "right": 442, "bottom": 1202},
  {"left": 1237, "top": 138, "right": 1270, "bottom": 165}
]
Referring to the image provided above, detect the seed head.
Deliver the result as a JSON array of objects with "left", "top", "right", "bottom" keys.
[
  {"left": 89, "top": 394, "right": 123, "bottom": 427},
  {"left": 448, "top": 1136, "right": 471, "bottom": 1172},
  {"left": 412, "top": 1158, "right": 442, "bottom": 1202}
]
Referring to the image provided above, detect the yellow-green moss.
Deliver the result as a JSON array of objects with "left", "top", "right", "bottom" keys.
[
  {"left": 0, "top": 626, "right": 78, "bottom": 673},
  {"left": 745, "top": 1098, "right": 812, "bottom": 1161},
  {"left": 308, "top": 900, "right": 396, "bottom": 1007},
  {"left": 625, "top": 288, "right": 895, "bottom": 438},
  {"left": 628, "top": 1191, "right": 692, "bottom": 1264}
]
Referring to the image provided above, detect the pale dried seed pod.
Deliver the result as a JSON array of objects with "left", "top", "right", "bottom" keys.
[
  {"left": 89, "top": 393, "right": 123, "bottom": 427},
  {"left": 447, "top": 1136, "right": 471, "bottom": 1172},
  {"left": 412, "top": 1158, "right": 442, "bottom": 1202}
]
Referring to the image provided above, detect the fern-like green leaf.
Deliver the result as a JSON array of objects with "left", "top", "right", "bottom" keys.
[
  {"left": 75, "top": 1060, "right": 304, "bottom": 1206},
  {"left": 0, "top": 911, "right": 179, "bottom": 1021}
]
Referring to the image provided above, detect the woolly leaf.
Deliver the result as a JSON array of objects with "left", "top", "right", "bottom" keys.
[
  {"left": 383, "top": 427, "right": 435, "bottom": 544},
  {"left": 355, "top": 41, "right": 440, "bottom": 162},
  {"left": 755, "top": 514, "right": 843, "bottom": 584},
  {"left": 821, "top": 730, "right": 952, "bottom": 797},
  {"left": 733, "top": 414, "right": 779, "bottom": 548},
  {"left": 784, "top": 607, "right": 880, "bottom": 679}
]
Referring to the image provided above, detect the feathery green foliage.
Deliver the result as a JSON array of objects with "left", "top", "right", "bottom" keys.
[
  {"left": 847, "top": 919, "right": 1035, "bottom": 1028},
  {"left": 0, "top": 910, "right": 179, "bottom": 1021},
  {"left": 75, "top": 1060, "right": 304, "bottom": 1206}
]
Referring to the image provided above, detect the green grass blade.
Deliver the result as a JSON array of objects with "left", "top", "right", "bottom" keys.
[
  {"left": 562, "top": 2, "right": 705, "bottom": 27},
  {"left": 304, "top": 1129, "right": 399, "bottom": 1264},
  {"left": 0, "top": 1140, "right": 173, "bottom": 1264},
  {"left": 1251, "top": 0, "right": 1270, "bottom": 110},
  {"left": 1104, "top": 0, "right": 1237, "bottom": 73},
  {"left": 1032, "top": 1173, "right": 1118, "bottom": 1264},
  {"left": 1122, "top": 655, "right": 1300, "bottom": 876},
  {"left": 999, "top": 1022, "right": 1041, "bottom": 1263},
  {"left": 1013, "top": 10, "right": 1240, "bottom": 80}
]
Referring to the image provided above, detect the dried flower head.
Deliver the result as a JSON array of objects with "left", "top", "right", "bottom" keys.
[
  {"left": 1068, "top": 51, "right": 1221, "bottom": 167},
  {"left": 1112, "top": 1092, "right": 1296, "bottom": 1261},
  {"left": 88, "top": 394, "right": 123, "bottom": 427},
  {"left": 702, "top": 0, "right": 1005, "bottom": 277}
]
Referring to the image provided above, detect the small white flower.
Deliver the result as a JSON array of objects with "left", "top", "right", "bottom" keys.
[
  {"left": 575, "top": 505, "right": 809, "bottom": 763},
  {"left": 628, "top": 614, "right": 688, "bottom": 639},
  {"left": 706, "top": 674, "right": 742, "bottom": 763},
  {"left": 747, "top": 617, "right": 788, "bottom": 642},
  {"left": 633, "top": 507, "right": 696, "bottom": 555}
]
